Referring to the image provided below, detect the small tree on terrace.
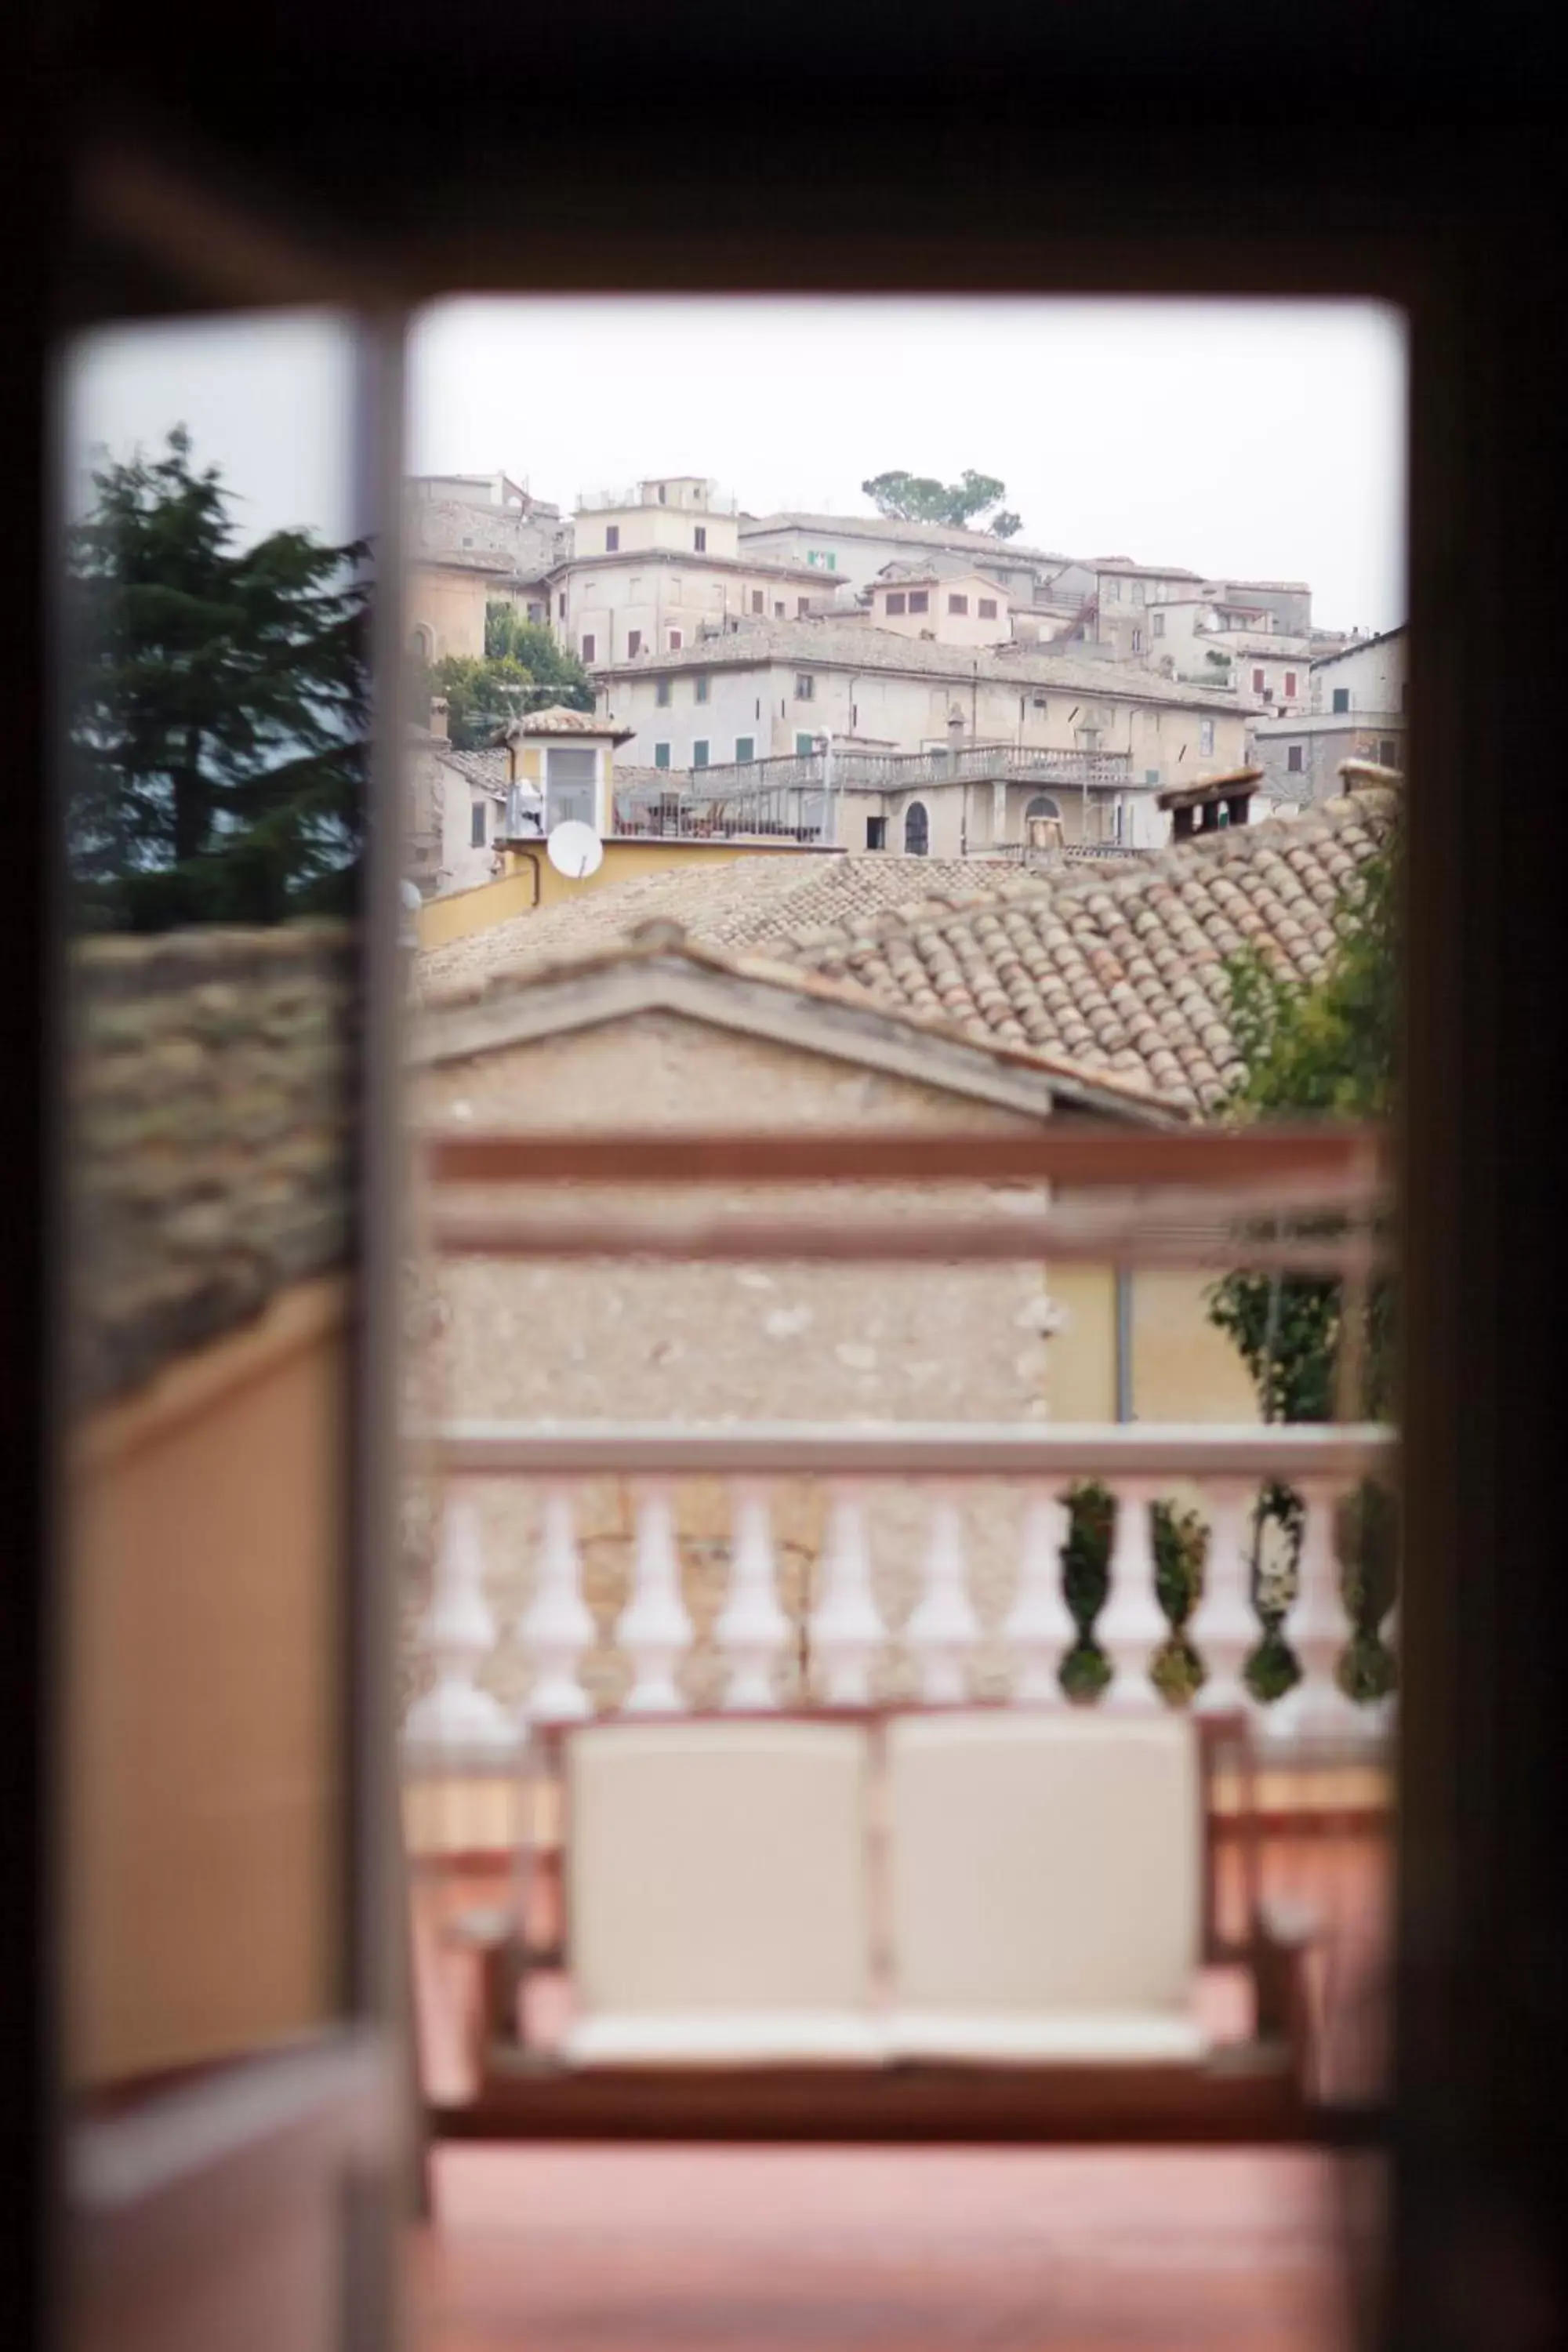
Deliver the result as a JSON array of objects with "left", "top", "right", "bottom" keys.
[
  {"left": 67, "top": 426, "right": 370, "bottom": 931},
  {"left": 1205, "top": 817, "right": 1401, "bottom": 1699}
]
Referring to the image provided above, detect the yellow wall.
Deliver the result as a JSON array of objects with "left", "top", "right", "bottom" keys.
[
  {"left": 66, "top": 1277, "right": 347, "bottom": 2089},
  {"left": 415, "top": 837, "right": 839, "bottom": 947},
  {"left": 1047, "top": 1265, "right": 1261, "bottom": 1424}
]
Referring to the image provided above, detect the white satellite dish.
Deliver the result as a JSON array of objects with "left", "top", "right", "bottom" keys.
[{"left": 546, "top": 820, "right": 604, "bottom": 880}]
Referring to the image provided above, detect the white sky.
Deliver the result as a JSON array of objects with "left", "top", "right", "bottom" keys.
[{"left": 64, "top": 298, "right": 1408, "bottom": 633}]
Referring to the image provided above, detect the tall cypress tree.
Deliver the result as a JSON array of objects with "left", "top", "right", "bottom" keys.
[{"left": 66, "top": 426, "right": 371, "bottom": 931}]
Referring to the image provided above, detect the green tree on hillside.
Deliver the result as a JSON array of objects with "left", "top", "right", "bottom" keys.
[
  {"left": 407, "top": 606, "right": 593, "bottom": 750},
  {"left": 861, "top": 469, "right": 1023, "bottom": 538},
  {"left": 67, "top": 426, "right": 370, "bottom": 931}
]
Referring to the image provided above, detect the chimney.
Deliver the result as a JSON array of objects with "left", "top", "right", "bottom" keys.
[
  {"left": 1156, "top": 764, "right": 1263, "bottom": 841},
  {"left": 428, "top": 695, "right": 449, "bottom": 742}
]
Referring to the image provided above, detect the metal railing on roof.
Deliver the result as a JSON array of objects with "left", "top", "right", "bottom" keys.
[
  {"left": 682, "top": 745, "right": 1136, "bottom": 800},
  {"left": 576, "top": 485, "right": 739, "bottom": 517}
]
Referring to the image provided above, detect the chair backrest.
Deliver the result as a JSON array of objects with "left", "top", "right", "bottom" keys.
[
  {"left": 567, "top": 1719, "right": 873, "bottom": 2018},
  {"left": 886, "top": 1711, "right": 1201, "bottom": 2014}
]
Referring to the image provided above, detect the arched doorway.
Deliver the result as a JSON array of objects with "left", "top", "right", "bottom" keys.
[
  {"left": 408, "top": 622, "right": 435, "bottom": 666},
  {"left": 1025, "top": 794, "right": 1062, "bottom": 824},
  {"left": 903, "top": 800, "right": 929, "bottom": 856}
]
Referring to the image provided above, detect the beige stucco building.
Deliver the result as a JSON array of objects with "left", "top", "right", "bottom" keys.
[
  {"left": 556, "top": 477, "right": 827, "bottom": 668},
  {"left": 593, "top": 619, "right": 1248, "bottom": 849}
]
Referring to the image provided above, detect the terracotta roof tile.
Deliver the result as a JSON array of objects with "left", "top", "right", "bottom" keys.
[{"left": 767, "top": 791, "right": 1396, "bottom": 1114}]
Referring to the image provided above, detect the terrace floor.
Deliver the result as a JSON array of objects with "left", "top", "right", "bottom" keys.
[
  {"left": 410, "top": 1810, "right": 1387, "bottom": 2352},
  {"left": 412, "top": 2143, "right": 1377, "bottom": 2352}
]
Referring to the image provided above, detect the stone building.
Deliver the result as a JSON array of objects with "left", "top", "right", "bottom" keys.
[{"left": 413, "top": 927, "right": 1179, "bottom": 1713}]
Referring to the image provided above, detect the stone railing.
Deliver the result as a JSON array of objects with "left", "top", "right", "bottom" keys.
[{"left": 404, "top": 1420, "right": 1396, "bottom": 1757}]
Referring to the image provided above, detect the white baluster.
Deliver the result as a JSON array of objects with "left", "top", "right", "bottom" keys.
[
  {"left": 906, "top": 1486, "right": 979, "bottom": 1704},
  {"left": 404, "top": 1495, "right": 517, "bottom": 1757},
  {"left": 715, "top": 1482, "right": 789, "bottom": 1710},
  {"left": 1096, "top": 1480, "right": 1166, "bottom": 1711},
  {"left": 809, "top": 1483, "right": 884, "bottom": 1706},
  {"left": 619, "top": 1482, "right": 694, "bottom": 1713},
  {"left": 1004, "top": 1489, "right": 1076, "bottom": 1704},
  {"left": 1192, "top": 1481, "right": 1261, "bottom": 1718},
  {"left": 1290, "top": 1479, "right": 1363, "bottom": 1742},
  {"left": 519, "top": 1484, "right": 595, "bottom": 1722}
]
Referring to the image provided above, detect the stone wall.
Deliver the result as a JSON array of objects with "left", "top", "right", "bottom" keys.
[
  {"left": 68, "top": 924, "right": 358, "bottom": 1410},
  {"left": 416, "top": 1009, "right": 1060, "bottom": 1710}
]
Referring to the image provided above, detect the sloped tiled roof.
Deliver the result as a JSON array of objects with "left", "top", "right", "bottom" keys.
[
  {"left": 412, "top": 732, "right": 510, "bottom": 795},
  {"left": 419, "top": 853, "right": 1039, "bottom": 992},
  {"left": 503, "top": 703, "right": 630, "bottom": 738},
  {"left": 769, "top": 789, "right": 1396, "bottom": 1112},
  {"left": 593, "top": 617, "right": 1239, "bottom": 710},
  {"left": 739, "top": 512, "right": 1078, "bottom": 568}
]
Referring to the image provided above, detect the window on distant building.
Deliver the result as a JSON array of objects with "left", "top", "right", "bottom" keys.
[
  {"left": 695, "top": 675, "right": 710, "bottom": 703},
  {"left": 1200, "top": 719, "right": 1215, "bottom": 755},
  {"left": 1253, "top": 668, "right": 1266, "bottom": 693},
  {"left": 605, "top": 525, "right": 619, "bottom": 551},
  {"left": 1152, "top": 610, "right": 1166, "bottom": 637},
  {"left": 903, "top": 800, "right": 930, "bottom": 855},
  {"left": 735, "top": 735, "right": 755, "bottom": 763},
  {"left": 949, "top": 593, "right": 969, "bottom": 615},
  {"left": 627, "top": 630, "right": 642, "bottom": 657},
  {"left": 1145, "top": 769, "right": 1160, "bottom": 786},
  {"left": 751, "top": 590, "right": 764, "bottom": 614},
  {"left": 807, "top": 550, "right": 837, "bottom": 570},
  {"left": 797, "top": 597, "right": 810, "bottom": 616},
  {"left": 1131, "top": 582, "right": 1145, "bottom": 606},
  {"left": 795, "top": 673, "right": 815, "bottom": 700},
  {"left": 886, "top": 592, "right": 907, "bottom": 615},
  {"left": 693, "top": 740, "right": 710, "bottom": 768},
  {"left": 581, "top": 633, "right": 596, "bottom": 662},
  {"left": 775, "top": 601, "right": 785, "bottom": 617},
  {"left": 1287, "top": 743, "right": 1305, "bottom": 772},
  {"left": 909, "top": 591, "right": 929, "bottom": 615},
  {"left": 1132, "top": 629, "right": 1143, "bottom": 653},
  {"left": 544, "top": 744, "right": 597, "bottom": 832},
  {"left": 654, "top": 742, "right": 672, "bottom": 768},
  {"left": 470, "top": 800, "right": 487, "bottom": 847},
  {"left": 1332, "top": 686, "right": 1350, "bottom": 713},
  {"left": 558, "top": 592, "right": 567, "bottom": 619},
  {"left": 657, "top": 485, "right": 667, "bottom": 503},
  {"left": 1105, "top": 578, "right": 1121, "bottom": 602},
  {"left": 978, "top": 597, "right": 998, "bottom": 620},
  {"left": 796, "top": 731, "right": 817, "bottom": 756},
  {"left": 1284, "top": 670, "right": 1298, "bottom": 697},
  {"left": 866, "top": 815, "right": 887, "bottom": 849},
  {"left": 695, "top": 526, "right": 707, "bottom": 552},
  {"left": 528, "top": 602, "right": 544, "bottom": 624},
  {"left": 669, "top": 629, "right": 684, "bottom": 650},
  {"left": 1380, "top": 739, "right": 1398, "bottom": 768},
  {"left": 655, "top": 678, "right": 672, "bottom": 706}
]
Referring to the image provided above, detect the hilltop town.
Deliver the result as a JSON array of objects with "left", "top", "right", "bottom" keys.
[{"left": 405, "top": 467, "right": 1406, "bottom": 902}]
